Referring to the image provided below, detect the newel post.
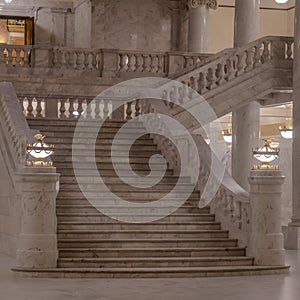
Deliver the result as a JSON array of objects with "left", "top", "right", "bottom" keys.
[
  {"left": 247, "top": 170, "right": 285, "bottom": 266},
  {"left": 15, "top": 167, "right": 59, "bottom": 269}
]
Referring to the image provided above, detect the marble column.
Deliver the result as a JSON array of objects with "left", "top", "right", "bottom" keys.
[
  {"left": 232, "top": 0, "right": 260, "bottom": 191},
  {"left": 285, "top": 0, "right": 300, "bottom": 249},
  {"left": 15, "top": 167, "right": 59, "bottom": 269},
  {"left": 247, "top": 170, "right": 285, "bottom": 266},
  {"left": 74, "top": 0, "right": 92, "bottom": 48},
  {"left": 187, "top": 0, "right": 218, "bottom": 53}
]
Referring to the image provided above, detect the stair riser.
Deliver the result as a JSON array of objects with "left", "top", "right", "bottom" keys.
[
  {"left": 56, "top": 157, "right": 168, "bottom": 163},
  {"left": 53, "top": 150, "right": 160, "bottom": 157},
  {"left": 33, "top": 127, "right": 146, "bottom": 134},
  {"left": 46, "top": 138, "right": 155, "bottom": 145},
  {"left": 55, "top": 163, "right": 169, "bottom": 170},
  {"left": 57, "top": 223, "right": 221, "bottom": 231},
  {"left": 56, "top": 206, "right": 209, "bottom": 214},
  {"left": 57, "top": 215, "right": 215, "bottom": 223},
  {"left": 44, "top": 132, "right": 149, "bottom": 139},
  {"left": 57, "top": 259, "right": 253, "bottom": 268},
  {"left": 58, "top": 240, "right": 237, "bottom": 248},
  {"left": 60, "top": 176, "right": 190, "bottom": 184},
  {"left": 28, "top": 120, "right": 142, "bottom": 127},
  {"left": 58, "top": 232, "right": 228, "bottom": 239},
  {"left": 57, "top": 191, "right": 200, "bottom": 199},
  {"left": 56, "top": 169, "right": 173, "bottom": 176},
  {"left": 59, "top": 249, "right": 245, "bottom": 258}
]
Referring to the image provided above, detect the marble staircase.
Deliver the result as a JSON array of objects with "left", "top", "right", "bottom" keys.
[{"left": 22, "top": 117, "right": 289, "bottom": 278}]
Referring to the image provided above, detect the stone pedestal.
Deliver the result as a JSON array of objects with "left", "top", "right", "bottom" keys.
[
  {"left": 247, "top": 170, "right": 285, "bottom": 266},
  {"left": 187, "top": 0, "right": 218, "bottom": 53},
  {"left": 16, "top": 167, "right": 59, "bottom": 269}
]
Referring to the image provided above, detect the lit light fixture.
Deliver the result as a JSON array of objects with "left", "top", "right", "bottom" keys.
[
  {"left": 26, "top": 134, "right": 54, "bottom": 167},
  {"left": 274, "top": 0, "right": 288, "bottom": 3},
  {"left": 252, "top": 139, "right": 280, "bottom": 170},
  {"left": 279, "top": 104, "right": 293, "bottom": 139},
  {"left": 222, "top": 128, "right": 232, "bottom": 144},
  {"left": 4, "top": 0, "right": 13, "bottom": 3}
]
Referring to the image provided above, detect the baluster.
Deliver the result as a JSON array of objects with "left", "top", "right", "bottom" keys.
[
  {"left": 198, "top": 72, "right": 207, "bottom": 94},
  {"left": 185, "top": 56, "right": 192, "bottom": 68},
  {"left": 75, "top": 51, "right": 81, "bottom": 69},
  {"left": 78, "top": 99, "right": 84, "bottom": 117},
  {"left": 69, "top": 98, "right": 75, "bottom": 118},
  {"left": 158, "top": 55, "right": 165, "bottom": 73},
  {"left": 23, "top": 49, "right": 29, "bottom": 67},
  {"left": 84, "top": 52, "right": 90, "bottom": 70},
  {"left": 150, "top": 55, "right": 157, "bottom": 73},
  {"left": 6, "top": 48, "right": 13, "bottom": 66},
  {"left": 27, "top": 98, "right": 34, "bottom": 117},
  {"left": 142, "top": 54, "right": 150, "bottom": 72},
  {"left": 119, "top": 54, "right": 128, "bottom": 71},
  {"left": 127, "top": 54, "right": 135, "bottom": 72},
  {"left": 262, "top": 41, "right": 270, "bottom": 63},
  {"left": 135, "top": 99, "right": 141, "bottom": 117},
  {"left": 286, "top": 40, "right": 293, "bottom": 60},
  {"left": 36, "top": 98, "right": 43, "bottom": 118},
  {"left": 92, "top": 52, "right": 98, "bottom": 69},
  {"left": 126, "top": 102, "right": 133, "bottom": 120},
  {"left": 94, "top": 99, "right": 101, "bottom": 119},
  {"left": 190, "top": 76, "right": 198, "bottom": 91},
  {"left": 20, "top": 97, "right": 26, "bottom": 115},
  {"left": 253, "top": 45, "right": 261, "bottom": 68},
  {"left": 245, "top": 49, "right": 253, "bottom": 72},
  {"left": 86, "top": 100, "right": 92, "bottom": 119},
  {"left": 206, "top": 68, "right": 216, "bottom": 90},
  {"left": 215, "top": 63, "right": 225, "bottom": 85},
  {"left": 135, "top": 54, "right": 143, "bottom": 72},
  {"left": 236, "top": 53, "right": 245, "bottom": 76},
  {"left": 61, "top": 50, "right": 67, "bottom": 68},
  {"left": 59, "top": 99, "right": 67, "bottom": 118},
  {"left": 224, "top": 59, "right": 233, "bottom": 81},
  {"left": 103, "top": 100, "right": 110, "bottom": 119}
]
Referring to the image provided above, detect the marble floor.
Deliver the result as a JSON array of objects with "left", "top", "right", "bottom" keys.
[{"left": 0, "top": 251, "right": 300, "bottom": 300}]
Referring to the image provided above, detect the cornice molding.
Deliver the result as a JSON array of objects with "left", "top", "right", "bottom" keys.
[{"left": 187, "top": 0, "right": 218, "bottom": 10}]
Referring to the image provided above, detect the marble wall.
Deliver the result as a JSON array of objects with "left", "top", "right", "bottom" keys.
[{"left": 91, "top": 0, "right": 180, "bottom": 51}]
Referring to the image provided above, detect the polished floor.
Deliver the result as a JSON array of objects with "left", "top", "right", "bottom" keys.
[{"left": 0, "top": 251, "right": 300, "bottom": 300}]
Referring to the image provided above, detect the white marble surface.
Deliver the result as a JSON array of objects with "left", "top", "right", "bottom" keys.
[
  {"left": 1, "top": 251, "right": 300, "bottom": 300},
  {"left": 248, "top": 170, "right": 285, "bottom": 266},
  {"left": 74, "top": 0, "right": 91, "bottom": 48},
  {"left": 15, "top": 168, "right": 59, "bottom": 269},
  {"left": 91, "top": 0, "right": 176, "bottom": 51}
]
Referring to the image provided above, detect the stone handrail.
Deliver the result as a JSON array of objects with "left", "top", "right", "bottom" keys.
[
  {"left": 140, "top": 98, "right": 250, "bottom": 246},
  {"left": 0, "top": 82, "right": 39, "bottom": 192},
  {"left": 172, "top": 36, "right": 293, "bottom": 97}
]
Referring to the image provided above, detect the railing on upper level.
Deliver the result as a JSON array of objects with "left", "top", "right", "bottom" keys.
[{"left": 0, "top": 44, "right": 210, "bottom": 77}]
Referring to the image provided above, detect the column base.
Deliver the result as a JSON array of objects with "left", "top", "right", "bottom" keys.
[{"left": 283, "top": 225, "right": 300, "bottom": 250}]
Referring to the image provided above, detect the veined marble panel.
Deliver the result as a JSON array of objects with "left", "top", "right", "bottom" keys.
[{"left": 91, "top": 0, "right": 177, "bottom": 51}]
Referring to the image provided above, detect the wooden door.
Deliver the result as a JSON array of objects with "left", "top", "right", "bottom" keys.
[{"left": 25, "top": 17, "right": 34, "bottom": 45}]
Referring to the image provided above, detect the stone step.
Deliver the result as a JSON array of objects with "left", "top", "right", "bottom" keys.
[
  {"left": 31, "top": 125, "right": 146, "bottom": 133},
  {"left": 56, "top": 169, "right": 174, "bottom": 176},
  {"left": 27, "top": 118, "right": 141, "bottom": 127},
  {"left": 56, "top": 213, "right": 214, "bottom": 223},
  {"left": 57, "top": 221, "right": 221, "bottom": 231},
  {"left": 42, "top": 131, "right": 149, "bottom": 139},
  {"left": 54, "top": 156, "right": 169, "bottom": 164},
  {"left": 45, "top": 137, "right": 155, "bottom": 145},
  {"left": 58, "top": 183, "right": 194, "bottom": 192},
  {"left": 57, "top": 229, "right": 229, "bottom": 239},
  {"left": 53, "top": 149, "right": 160, "bottom": 157},
  {"left": 56, "top": 205, "right": 208, "bottom": 214},
  {"left": 57, "top": 256, "right": 253, "bottom": 269},
  {"left": 54, "top": 162, "right": 169, "bottom": 169},
  {"left": 52, "top": 144, "right": 158, "bottom": 151},
  {"left": 57, "top": 238, "right": 238, "bottom": 249},
  {"left": 11, "top": 265, "right": 290, "bottom": 278},
  {"left": 58, "top": 247, "right": 246, "bottom": 258},
  {"left": 57, "top": 191, "right": 200, "bottom": 201},
  {"left": 59, "top": 175, "right": 190, "bottom": 184}
]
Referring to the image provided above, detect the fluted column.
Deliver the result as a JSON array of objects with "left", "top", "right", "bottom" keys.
[
  {"left": 232, "top": 0, "right": 261, "bottom": 191},
  {"left": 285, "top": 0, "right": 300, "bottom": 249},
  {"left": 187, "top": 0, "right": 218, "bottom": 53}
]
